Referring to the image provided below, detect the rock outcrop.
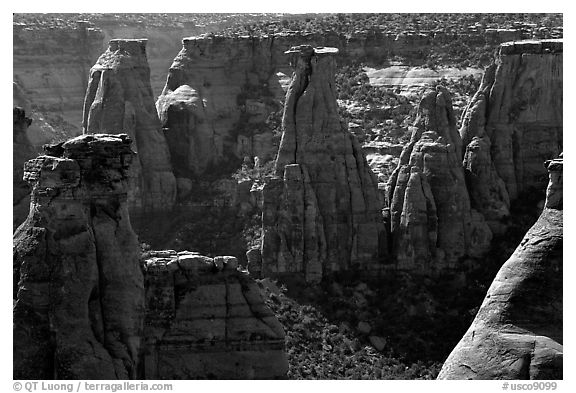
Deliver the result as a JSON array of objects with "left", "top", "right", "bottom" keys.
[
  {"left": 83, "top": 38, "right": 176, "bottom": 211},
  {"left": 13, "top": 107, "right": 35, "bottom": 230},
  {"left": 261, "top": 46, "right": 386, "bottom": 282},
  {"left": 144, "top": 250, "right": 288, "bottom": 379},
  {"left": 438, "top": 155, "right": 563, "bottom": 379},
  {"left": 386, "top": 86, "right": 491, "bottom": 271},
  {"left": 155, "top": 36, "right": 285, "bottom": 187},
  {"left": 13, "top": 134, "right": 144, "bottom": 379},
  {"left": 460, "top": 39, "right": 563, "bottom": 208}
]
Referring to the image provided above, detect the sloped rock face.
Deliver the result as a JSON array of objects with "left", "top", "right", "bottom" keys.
[
  {"left": 438, "top": 155, "right": 563, "bottom": 380},
  {"left": 144, "top": 250, "right": 288, "bottom": 379},
  {"left": 460, "top": 39, "right": 563, "bottom": 207},
  {"left": 83, "top": 39, "right": 176, "bottom": 211},
  {"left": 261, "top": 46, "right": 386, "bottom": 282},
  {"left": 13, "top": 134, "right": 144, "bottom": 379},
  {"left": 386, "top": 86, "right": 491, "bottom": 271},
  {"left": 13, "top": 107, "right": 35, "bottom": 230}
]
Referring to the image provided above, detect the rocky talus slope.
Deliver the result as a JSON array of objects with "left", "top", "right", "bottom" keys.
[
  {"left": 260, "top": 46, "right": 386, "bottom": 282},
  {"left": 13, "top": 107, "right": 35, "bottom": 230},
  {"left": 437, "top": 155, "right": 563, "bottom": 380},
  {"left": 144, "top": 251, "right": 288, "bottom": 379},
  {"left": 386, "top": 86, "right": 491, "bottom": 271},
  {"left": 13, "top": 134, "right": 144, "bottom": 379},
  {"left": 83, "top": 39, "right": 176, "bottom": 211},
  {"left": 460, "top": 39, "right": 563, "bottom": 207}
]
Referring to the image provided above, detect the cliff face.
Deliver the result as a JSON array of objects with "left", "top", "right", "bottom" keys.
[
  {"left": 13, "top": 21, "right": 104, "bottom": 133},
  {"left": 261, "top": 46, "right": 386, "bottom": 282},
  {"left": 386, "top": 87, "right": 491, "bottom": 271},
  {"left": 13, "top": 107, "right": 35, "bottom": 230},
  {"left": 13, "top": 134, "right": 144, "bottom": 379},
  {"left": 144, "top": 250, "right": 288, "bottom": 379},
  {"left": 156, "top": 36, "right": 287, "bottom": 185},
  {"left": 83, "top": 39, "right": 176, "bottom": 211},
  {"left": 438, "top": 155, "right": 563, "bottom": 380},
  {"left": 460, "top": 39, "right": 563, "bottom": 206}
]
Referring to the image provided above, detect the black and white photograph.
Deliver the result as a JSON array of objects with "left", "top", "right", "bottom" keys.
[{"left": 9, "top": 3, "right": 567, "bottom": 387}]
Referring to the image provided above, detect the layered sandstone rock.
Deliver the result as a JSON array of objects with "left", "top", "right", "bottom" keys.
[
  {"left": 13, "top": 107, "right": 35, "bottom": 230},
  {"left": 261, "top": 46, "right": 386, "bottom": 282},
  {"left": 13, "top": 20, "right": 104, "bottom": 133},
  {"left": 387, "top": 86, "right": 491, "bottom": 271},
  {"left": 460, "top": 39, "right": 563, "bottom": 206},
  {"left": 155, "top": 36, "right": 283, "bottom": 187},
  {"left": 83, "top": 38, "right": 176, "bottom": 211},
  {"left": 144, "top": 250, "right": 288, "bottom": 379},
  {"left": 438, "top": 155, "right": 563, "bottom": 379},
  {"left": 13, "top": 134, "right": 144, "bottom": 379}
]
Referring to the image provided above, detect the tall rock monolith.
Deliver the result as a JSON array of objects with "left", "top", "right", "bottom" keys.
[
  {"left": 260, "top": 45, "right": 387, "bottom": 282},
  {"left": 386, "top": 86, "right": 492, "bottom": 271},
  {"left": 13, "top": 134, "right": 144, "bottom": 379},
  {"left": 82, "top": 38, "right": 176, "bottom": 211}
]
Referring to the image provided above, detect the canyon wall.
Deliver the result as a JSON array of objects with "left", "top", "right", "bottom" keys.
[
  {"left": 438, "top": 155, "right": 563, "bottom": 379},
  {"left": 260, "top": 46, "right": 387, "bottom": 282},
  {"left": 13, "top": 21, "right": 104, "bottom": 134},
  {"left": 460, "top": 39, "right": 563, "bottom": 206},
  {"left": 144, "top": 250, "right": 288, "bottom": 379},
  {"left": 13, "top": 134, "right": 144, "bottom": 379},
  {"left": 83, "top": 39, "right": 177, "bottom": 211},
  {"left": 386, "top": 87, "right": 491, "bottom": 271}
]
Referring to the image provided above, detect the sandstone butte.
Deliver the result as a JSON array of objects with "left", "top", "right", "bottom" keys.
[
  {"left": 460, "top": 39, "right": 563, "bottom": 229},
  {"left": 386, "top": 86, "right": 492, "bottom": 271},
  {"left": 438, "top": 154, "right": 563, "bottom": 380},
  {"left": 82, "top": 38, "right": 177, "bottom": 211},
  {"left": 260, "top": 45, "right": 387, "bottom": 283},
  {"left": 13, "top": 134, "right": 288, "bottom": 380}
]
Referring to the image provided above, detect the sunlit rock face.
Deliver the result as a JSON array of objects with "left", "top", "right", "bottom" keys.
[
  {"left": 460, "top": 39, "right": 563, "bottom": 207},
  {"left": 438, "top": 155, "right": 563, "bottom": 380},
  {"left": 261, "top": 45, "right": 387, "bottom": 283},
  {"left": 386, "top": 86, "right": 491, "bottom": 271},
  {"left": 83, "top": 38, "right": 176, "bottom": 211}
]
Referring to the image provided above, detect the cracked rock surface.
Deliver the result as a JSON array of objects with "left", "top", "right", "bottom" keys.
[
  {"left": 13, "top": 134, "right": 144, "bottom": 379},
  {"left": 437, "top": 155, "right": 563, "bottom": 380},
  {"left": 261, "top": 45, "right": 387, "bottom": 282},
  {"left": 144, "top": 250, "right": 288, "bottom": 379},
  {"left": 386, "top": 86, "right": 491, "bottom": 271}
]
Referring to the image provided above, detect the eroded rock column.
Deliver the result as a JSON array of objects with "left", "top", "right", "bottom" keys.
[
  {"left": 261, "top": 45, "right": 387, "bottom": 282},
  {"left": 13, "top": 134, "right": 144, "bottom": 379},
  {"left": 83, "top": 39, "right": 176, "bottom": 211},
  {"left": 386, "top": 86, "right": 492, "bottom": 271}
]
